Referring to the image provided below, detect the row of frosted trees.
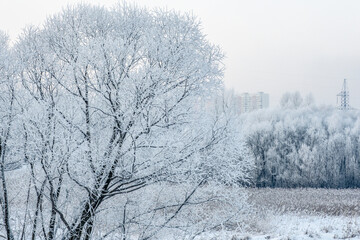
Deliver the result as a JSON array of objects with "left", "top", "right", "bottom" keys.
[{"left": 244, "top": 98, "right": 360, "bottom": 188}]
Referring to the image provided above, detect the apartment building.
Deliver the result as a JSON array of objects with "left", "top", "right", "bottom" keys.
[{"left": 238, "top": 92, "right": 269, "bottom": 113}]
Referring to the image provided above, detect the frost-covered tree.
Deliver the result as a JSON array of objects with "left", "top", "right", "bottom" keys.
[
  {"left": 0, "top": 31, "right": 18, "bottom": 240},
  {"left": 280, "top": 91, "right": 303, "bottom": 109},
  {"left": 0, "top": 4, "right": 251, "bottom": 240}
]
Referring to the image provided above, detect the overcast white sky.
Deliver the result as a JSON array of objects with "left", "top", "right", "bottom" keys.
[{"left": 1, "top": 0, "right": 359, "bottom": 108}]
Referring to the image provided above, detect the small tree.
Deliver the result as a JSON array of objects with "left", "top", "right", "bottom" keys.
[{"left": 0, "top": 31, "right": 18, "bottom": 240}]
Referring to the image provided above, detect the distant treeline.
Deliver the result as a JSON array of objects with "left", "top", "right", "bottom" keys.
[{"left": 243, "top": 96, "right": 360, "bottom": 188}]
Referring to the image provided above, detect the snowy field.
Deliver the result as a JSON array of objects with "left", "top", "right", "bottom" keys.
[
  {"left": 197, "top": 188, "right": 360, "bottom": 240},
  {"left": 4, "top": 169, "right": 360, "bottom": 239},
  {"left": 197, "top": 214, "right": 360, "bottom": 240}
]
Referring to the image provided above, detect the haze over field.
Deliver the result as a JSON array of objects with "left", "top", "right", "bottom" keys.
[{"left": 1, "top": 0, "right": 359, "bottom": 108}]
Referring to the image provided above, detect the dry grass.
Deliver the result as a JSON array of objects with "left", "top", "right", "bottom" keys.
[{"left": 247, "top": 188, "right": 360, "bottom": 216}]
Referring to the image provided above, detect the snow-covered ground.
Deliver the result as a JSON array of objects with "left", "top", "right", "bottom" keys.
[
  {"left": 5, "top": 174, "right": 360, "bottom": 240},
  {"left": 196, "top": 214, "right": 360, "bottom": 240},
  {"left": 196, "top": 188, "right": 360, "bottom": 240}
]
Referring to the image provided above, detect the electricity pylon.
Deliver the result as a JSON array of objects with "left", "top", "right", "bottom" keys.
[{"left": 337, "top": 79, "right": 350, "bottom": 110}]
